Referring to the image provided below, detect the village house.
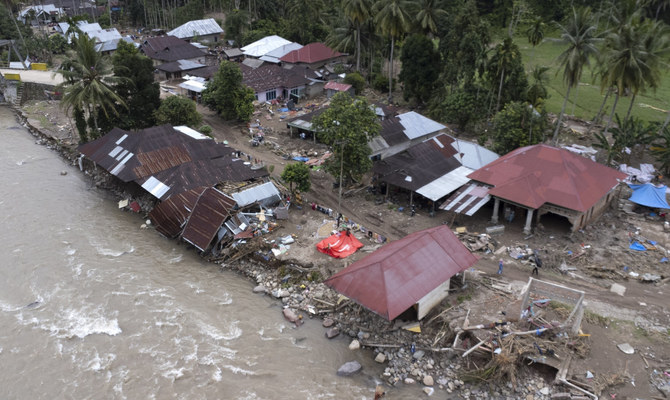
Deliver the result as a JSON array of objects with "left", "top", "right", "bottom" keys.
[
  {"left": 18, "top": 4, "right": 64, "bottom": 24},
  {"left": 241, "top": 35, "right": 293, "bottom": 59},
  {"left": 156, "top": 59, "right": 207, "bottom": 81},
  {"left": 259, "top": 42, "right": 303, "bottom": 64},
  {"left": 140, "top": 36, "right": 207, "bottom": 68},
  {"left": 442, "top": 144, "right": 627, "bottom": 233},
  {"left": 325, "top": 225, "right": 478, "bottom": 321},
  {"left": 370, "top": 111, "right": 448, "bottom": 160},
  {"left": 279, "top": 42, "right": 345, "bottom": 70},
  {"left": 241, "top": 63, "right": 315, "bottom": 103},
  {"left": 373, "top": 133, "right": 498, "bottom": 214},
  {"left": 167, "top": 18, "right": 223, "bottom": 43}
]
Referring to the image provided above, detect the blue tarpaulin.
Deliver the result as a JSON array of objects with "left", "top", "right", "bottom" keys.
[
  {"left": 628, "top": 184, "right": 670, "bottom": 209},
  {"left": 629, "top": 242, "right": 646, "bottom": 251}
]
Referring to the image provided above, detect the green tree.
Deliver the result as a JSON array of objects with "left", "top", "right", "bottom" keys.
[
  {"left": 525, "top": 16, "right": 545, "bottom": 64},
  {"left": 491, "top": 101, "right": 547, "bottom": 154},
  {"left": 344, "top": 72, "right": 366, "bottom": 94},
  {"left": 415, "top": 0, "right": 447, "bottom": 35},
  {"left": 399, "top": 34, "right": 440, "bottom": 104},
  {"left": 281, "top": 163, "right": 311, "bottom": 193},
  {"left": 552, "top": 7, "right": 599, "bottom": 144},
  {"left": 48, "top": 34, "right": 68, "bottom": 54},
  {"left": 342, "top": 0, "right": 372, "bottom": 71},
  {"left": 154, "top": 96, "right": 202, "bottom": 127},
  {"left": 526, "top": 65, "right": 549, "bottom": 107},
  {"left": 432, "top": 86, "right": 484, "bottom": 131},
  {"left": 374, "top": 0, "right": 412, "bottom": 103},
  {"left": 57, "top": 35, "right": 126, "bottom": 141},
  {"left": 490, "top": 36, "right": 521, "bottom": 115},
  {"left": 111, "top": 40, "right": 161, "bottom": 130},
  {"left": 203, "top": 60, "right": 255, "bottom": 122},
  {"left": 224, "top": 8, "right": 249, "bottom": 46},
  {"left": 312, "top": 92, "right": 381, "bottom": 182},
  {"left": 651, "top": 126, "right": 670, "bottom": 174}
]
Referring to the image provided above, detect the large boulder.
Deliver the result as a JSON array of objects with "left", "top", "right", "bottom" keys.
[{"left": 337, "top": 361, "right": 362, "bottom": 376}]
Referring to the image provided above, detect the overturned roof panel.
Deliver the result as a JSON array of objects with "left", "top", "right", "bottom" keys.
[
  {"left": 231, "top": 181, "right": 281, "bottom": 208},
  {"left": 416, "top": 166, "right": 473, "bottom": 201},
  {"left": 149, "top": 187, "right": 204, "bottom": 238},
  {"left": 181, "top": 187, "right": 236, "bottom": 252},
  {"left": 440, "top": 183, "right": 492, "bottom": 216}
]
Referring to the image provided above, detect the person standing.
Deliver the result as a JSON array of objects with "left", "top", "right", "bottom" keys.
[
  {"left": 531, "top": 249, "right": 542, "bottom": 276},
  {"left": 498, "top": 259, "right": 504, "bottom": 275}
]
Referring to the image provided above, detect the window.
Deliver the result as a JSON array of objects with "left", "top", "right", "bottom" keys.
[
  {"left": 290, "top": 88, "right": 299, "bottom": 97},
  {"left": 266, "top": 90, "right": 276, "bottom": 101}
]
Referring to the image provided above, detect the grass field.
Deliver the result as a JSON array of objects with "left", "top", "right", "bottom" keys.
[{"left": 513, "top": 34, "right": 670, "bottom": 124}]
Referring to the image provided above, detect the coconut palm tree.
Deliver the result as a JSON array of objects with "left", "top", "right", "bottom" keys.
[
  {"left": 527, "top": 65, "right": 550, "bottom": 107},
  {"left": 552, "top": 7, "right": 599, "bottom": 144},
  {"left": 374, "top": 0, "right": 413, "bottom": 104},
  {"left": 342, "top": 0, "right": 372, "bottom": 72},
  {"left": 415, "top": 0, "right": 446, "bottom": 36},
  {"left": 57, "top": 35, "right": 127, "bottom": 141},
  {"left": 526, "top": 16, "right": 545, "bottom": 65},
  {"left": 491, "top": 36, "right": 518, "bottom": 115}
]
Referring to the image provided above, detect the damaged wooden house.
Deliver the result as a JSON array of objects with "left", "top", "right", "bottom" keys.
[{"left": 78, "top": 124, "right": 282, "bottom": 254}]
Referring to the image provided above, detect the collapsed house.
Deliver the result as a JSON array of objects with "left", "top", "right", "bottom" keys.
[
  {"left": 442, "top": 144, "right": 627, "bottom": 233},
  {"left": 78, "top": 125, "right": 284, "bottom": 253},
  {"left": 324, "top": 225, "right": 478, "bottom": 321}
]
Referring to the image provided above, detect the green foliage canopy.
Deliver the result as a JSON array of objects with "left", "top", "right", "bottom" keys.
[
  {"left": 491, "top": 101, "right": 547, "bottom": 154},
  {"left": 313, "top": 93, "right": 380, "bottom": 182},
  {"left": 399, "top": 34, "right": 440, "bottom": 104},
  {"left": 203, "top": 61, "right": 255, "bottom": 122},
  {"left": 281, "top": 163, "right": 311, "bottom": 193},
  {"left": 154, "top": 96, "right": 202, "bottom": 128}
]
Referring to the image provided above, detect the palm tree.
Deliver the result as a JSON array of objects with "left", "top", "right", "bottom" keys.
[
  {"left": 374, "top": 0, "right": 412, "bottom": 104},
  {"left": 415, "top": 0, "right": 446, "bottom": 36},
  {"left": 342, "top": 0, "right": 372, "bottom": 72},
  {"left": 490, "top": 36, "right": 518, "bottom": 115},
  {"left": 527, "top": 65, "right": 550, "bottom": 107},
  {"left": 552, "top": 7, "right": 599, "bottom": 144},
  {"left": 57, "top": 35, "right": 127, "bottom": 141},
  {"left": 526, "top": 16, "right": 545, "bottom": 65}
]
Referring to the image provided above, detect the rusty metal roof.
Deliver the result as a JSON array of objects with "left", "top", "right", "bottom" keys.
[
  {"left": 148, "top": 187, "right": 204, "bottom": 238},
  {"left": 181, "top": 187, "right": 236, "bottom": 252},
  {"left": 468, "top": 144, "right": 627, "bottom": 212},
  {"left": 140, "top": 36, "right": 206, "bottom": 62},
  {"left": 373, "top": 134, "right": 460, "bottom": 191},
  {"left": 79, "top": 125, "right": 268, "bottom": 200},
  {"left": 324, "top": 225, "right": 478, "bottom": 321}
]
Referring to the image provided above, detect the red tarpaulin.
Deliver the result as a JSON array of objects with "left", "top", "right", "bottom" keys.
[{"left": 316, "top": 231, "right": 363, "bottom": 258}]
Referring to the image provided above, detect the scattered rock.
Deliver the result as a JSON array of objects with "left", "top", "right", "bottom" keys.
[
  {"left": 348, "top": 339, "right": 360, "bottom": 350},
  {"left": 412, "top": 350, "right": 425, "bottom": 360},
  {"left": 610, "top": 283, "right": 626, "bottom": 296},
  {"left": 325, "top": 327, "right": 340, "bottom": 339},
  {"left": 60, "top": 171, "right": 67, "bottom": 175},
  {"left": 322, "top": 318, "right": 334, "bottom": 328},
  {"left": 282, "top": 308, "right": 303, "bottom": 326},
  {"left": 252, "top": 285, "right": 266, "bottom": 293},
  {"left": 336, "top": 361, "right": 361, "bottom": 376},
  {"left": 423, "top": 387, "right": 434, "bottom": 396},
  {"left": 375, "top": 353, "right": 386, "bottom": 363},
  {"left": 617, "top": 343, "right": 635, "bottom": 354},
  {"left": 404, "top": 377, "right": 415, "bottom": 384},
  {"left": 423, "top": 375, "right": 434, "bottom": 386},
  {"left": 540, "top": 387, "right": 549, "bottom": 395}
]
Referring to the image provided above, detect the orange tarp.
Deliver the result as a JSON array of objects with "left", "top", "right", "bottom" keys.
[{"left": 316, "top": 231, "right": 363, "bottom": 258}]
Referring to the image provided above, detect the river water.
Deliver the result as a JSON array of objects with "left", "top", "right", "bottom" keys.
[{"left": 0, "top": 107, "right": 410, "bottom": 399}]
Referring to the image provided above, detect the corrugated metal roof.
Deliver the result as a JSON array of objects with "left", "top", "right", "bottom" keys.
[
  {"left": 451, "top": 139, "right": 499, "bottom": 170},
  {"left": 324, "top": 81, "right": 352, "bottom": 92},
  {"left": 179, "top": 79, "right": 207, "bottom": 93},
  {"left": 167, "top": 18, "right": 223, "bottom": 39},
  {"left": 397, "top": 111, "right": 446, "bottom": 140},
  {"left": 373, "top": 134, "right": 460, "bottom": 191},
  {"left": 224, "top": 48, "right": 243, "bottom": 57},
  {"left": 259, "top": 42, "right": 303, "bottom": 63},
  {"left": 416, "top": 166, "right": 473, "bottom": 201},
  {"left": 241, "top": 35, "right": 292, "bottom": 58},
  {"left": 156, "top": 59, "right": 206, "bottom": 72},
  {"left": 231, "top": 181, "right": 281, "bottom": 208},
  {"left": 87, "top": 28, "right": 122, "bottom": 42},
  {"left": 149, "top": 187, "right": 204, "bottom": 237},
  {"left": 279, "top": 42, "right": 342, "bottom": 64},
  {"left": 181, "top": 187, "right": 236, "bottom": 252},
  {"left": 324, "top": 225, "right": 478, "bottom": 321},
  {"left": 468, "top": 144, "right": 627, "bottom": 212},
  {"left": 140, "top": 36, "right": 206, "bottom": 62},
  {"left": 95, "top": 37, "right": 136, "bottom": 52},
  {"left": 440, "top": 183, "right": 492, "bottom": 216},
  {"left": 241, "top": 63, "right": 310, "bottom": 93}
]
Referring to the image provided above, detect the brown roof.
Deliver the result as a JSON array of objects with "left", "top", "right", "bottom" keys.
[
  {"left": 468, "top": 144, "right": 627, "bottom": 212},
  {"left": 373, "top": 134, "right": 460, "bottom": 191},
  {"left": 140, "top": 35, "right": 206, "bottom": 62},
  {"left": 324, "top": 225, "right": 478, "bottom": 321},
  {"left": 149, "top": 187, "right": 204, "bottom": 238},
  {"left": 379, "top": 117, "right": 408, "bottom": 146},
  {"left": 241, "top": 63, "right": 311, "bottom": 92},
  {"left": 324, "top": 81, "right": 352, "bottom": 92},
  {"left": 279, "top": 42, "right": 342, "bottom": 64},
  {"left": 181, "top": 187, "right": 236, "bottom": 251},
  {"left": 78, "top": 125, "right": 268, "bottom": 199}
]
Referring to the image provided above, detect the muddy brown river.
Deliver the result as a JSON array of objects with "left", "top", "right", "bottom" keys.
[{"left": 0, "top": 107, "right": 421, "bottom": 399}]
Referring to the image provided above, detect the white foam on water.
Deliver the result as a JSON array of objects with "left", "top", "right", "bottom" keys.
[
  {"left": 42, "top": 307, "right": 122, "bottom": 338},
  {"left": 91, "top": 240, "right": 135, "bottom": 257},
  {"left": 162, "top": 367, "right": 186, "bottom": 381},
  {"left": 167, "top": 254, "right": 183, "bottom": 264},
  {"left": 66, "top": 248, "right": 77, "bottom": 256},
  {"left": 198, "top": 320, "right": 242, "bottom": 341},
  {"left": 86, "top": 351, "right": 116, "bottom": 372},
  {"left": 222, "top": 364, "right": 256, "bottom": 376},
  {"left": 185, "top": 281, "right": 204, "bottom": 294},
  {"left": 212, "top": 366, "right": 222, "bottom": 382}
]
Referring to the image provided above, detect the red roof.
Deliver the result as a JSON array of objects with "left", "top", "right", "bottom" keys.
[
  {"left": 280, "top": 42, "right": 342, "bottom": 64},
  {"left": 324, "top": 81, "right": 352, "bottom": 92},
  {"left": 324, "top": 225, "right": 478, "bottom": 321},
  {"left": 468, "top": 144, "right": 627, "bottom": 212}
]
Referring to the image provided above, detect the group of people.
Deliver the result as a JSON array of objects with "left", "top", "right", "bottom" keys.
[{"left": 497, "top": 249, "right": 543, "bottom": 276}]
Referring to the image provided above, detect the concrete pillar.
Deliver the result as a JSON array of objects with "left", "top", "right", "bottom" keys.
[
  {"left": 524, "top": 208, "right": 534, "bottom": 234},
  {"left": 491, "top": 198, "right": 500, "bottom": 224}
]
